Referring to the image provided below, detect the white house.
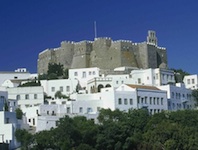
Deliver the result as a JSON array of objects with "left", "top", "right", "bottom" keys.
[
  {"left": 0, "top": 111, "right": 20, "bottom": 149},
  {"left": 0, "top": 70, "right": 31, "bottom": 86},
  {"left": 87, "top": 74, "right": 133, "bottom": 94},
  {"left": 130, "top": 68, "right": 175, "bottom": 86},
  {"left": 40, "top": 79, "right": 78, "bottom": 98},
  {"left": 158, "top": 83, "right": 194, "bottom": 111},
  {"left": 7, "top": 86, "right": 44, "bottom": 109},
  {"left": 36, "top": 83, "right": 169, "bottom": 132},
  {"left": 0, "top": 89, "right": 20, "bottom": 149},
  {"left": 69, "top": 67, "right": 101, "bottom": 89},
  {"left": 183, "top": 74, "right": 198, "bottom": 90},
  {"left": 101, "top": 84, "right": 168, "bottom": 114}
]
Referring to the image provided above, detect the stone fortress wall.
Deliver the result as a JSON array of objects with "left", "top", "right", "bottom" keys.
[{"left": 37, "top": 30, "right": 167, "bottom": 74}]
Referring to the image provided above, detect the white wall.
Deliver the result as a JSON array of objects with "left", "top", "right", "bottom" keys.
[
  {"left": 183, "top": 75, "right": 198, "bottom": 90},
  {"left": 0, "top": 72, "right": 31, "bottom": 86},
  {"left": 158, "top": 84, "right": 194, "bottom": 111},
  {"left": 69, "top": 67, "right": 100, "bottom": 88},
  {"left": 0, "top": 111, "right": 20, "bottom": 149},
  {"left": 7, "top": 86, "right": 44, "bottom": 109},
  {"left": 40, "top": 79, "right": 78, "bottom": 98}
]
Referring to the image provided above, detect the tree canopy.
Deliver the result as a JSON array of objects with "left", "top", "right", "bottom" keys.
[
  {"left": 15, "top": 109, "right": 198, "bottom": 150},
  {"left": 39, "top": 63, "right": 69, "bottom": 80}
]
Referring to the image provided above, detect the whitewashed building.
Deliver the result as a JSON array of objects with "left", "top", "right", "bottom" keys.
[
  {"left": 7, "top": 86, "right": 44, "bottom": 109},
  {"left": 183, "top": 74, "right": 198, "bottom": 90},
  {"left": 69, "top": 67, "right": 101, "bottom": 89},
  {"left": 0, "top": 89, "right": 20, "bottom": 149},
  {"left": 130, "top": 68, "right": 175, "bottom": 86},
  {"left": 158, "top": 83, "right": 194, "bottom": 111},
  {"left": 101, "top": 84, "right": 168, "bottom": 114},
  {"left": 36, "top": 83, "right": 169, "bottom": 132},
  {"left": 0, "top": 111, "right": 20, "bottom": 149},
  {"left": 87, "top": 74, "right": 133, "bottom": 94},
  {"left": 0, "top": 70, "right": 31, "bottom": 86},
  {"left": 40, "top": 79, "right": 78, "bottom": 98}
]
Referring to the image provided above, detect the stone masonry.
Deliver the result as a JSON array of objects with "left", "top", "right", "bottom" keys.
[{"left": 37, "top": 30, "right": 167, "bottom": 74}]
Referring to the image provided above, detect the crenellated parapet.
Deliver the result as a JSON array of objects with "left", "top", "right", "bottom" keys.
[{"left": 37, "top": 30, "right": 168, "bottom": 74}]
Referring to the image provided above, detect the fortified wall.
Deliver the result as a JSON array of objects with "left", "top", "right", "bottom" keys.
[{"left": 37, "top": 30, "right": 167, "bottom": 74}]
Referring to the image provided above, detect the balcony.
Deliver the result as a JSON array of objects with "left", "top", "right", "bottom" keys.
[
  {"left": 181, "top": 98, "right": 188, "bottom": 103},
  {"left": 138, "top": 103, "right": 149, "bottom": 109}
]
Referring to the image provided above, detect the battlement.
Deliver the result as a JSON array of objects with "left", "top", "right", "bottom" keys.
[
  {"left": 94, "top": 37, "right": 111, "bottom": 41},
  {"left": 61, "top": 41, "right": 74, "bottom": 44},
  {"left": 113, "top": 40, "right": 132, "bottom": 43},
  {"left": 37, "top": 30, "right": 168, "bottom": 74}
]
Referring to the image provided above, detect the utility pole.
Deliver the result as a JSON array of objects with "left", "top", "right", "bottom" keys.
[{"left": 94, "top": 21, "right": 97, "bottom": 39}]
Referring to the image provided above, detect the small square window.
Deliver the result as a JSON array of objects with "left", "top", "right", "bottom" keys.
[
  {"left": 25, "top": 94, "right": 29, "bottom": 100},
  {"left": 74, "top": 72, "right": 78, "bottom": 76},
  {"left": 60, "top": 86, "right": 63, "bottom": 92},
  {"left": 118, "top": 98, "right": 122, "bottom": 105},
  {"left": 124, "top": 98, "right": 128, "bottom": 105}
]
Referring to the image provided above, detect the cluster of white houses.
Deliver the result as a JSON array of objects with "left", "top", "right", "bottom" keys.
[{"left": 0, "top": 67, "right": 197, "bottom": 149}]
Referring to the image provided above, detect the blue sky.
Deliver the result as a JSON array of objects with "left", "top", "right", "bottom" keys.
[{"left": 1, "top": 0, "right": 198, "bottom": 74}]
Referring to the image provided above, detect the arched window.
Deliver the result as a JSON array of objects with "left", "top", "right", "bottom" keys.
[
  {"left": 98, "top": 84, "right": 104, "bottom": 92},
  {"left": 105, "top": 84, "right": 111, "bottom": 88}
]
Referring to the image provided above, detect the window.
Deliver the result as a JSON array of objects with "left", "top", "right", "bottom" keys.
[
  {"left": 138, "top": 96, "right": 140, "bottom": 104},
  {"left": 6, "top": 118, "right": 9, "bottom": 123},
  {"left": 116, "top": 81, "right": 119, "bottom": 84},
  {"left": 130, "top": 99, "right": 133, "bottom": 105},
  {"left": 161, "top": 98, "right": 163, "bottom": 105},
  {"left": 16, "top": 95, "right": 20, "bottom": 100},
  {"left": 171, "top": 92, "right": 174, "bottom": 98},
  {"left": 187, "top": 79, "right": 190, "bottom": 84},
  {"left": 156, "top": 73, "right": 158, "bottom": 79},
  {"left": 138, "top": 78, "right": 141, "bottom": 84},
  {"left": 89, "top": 71, "right": 92, "bottom": 75},
  {"left": 62, "top": 101, "right": 66, "bottom": 104},
  {"left": 66, "top": 86, "right": 70, "bottom": 92},
  {"left": 25, "top": 94, "right": 29, "bottom": 100},
  {"left": 157, "top": 98, "right": 159, "bottom": 105},
  {"left": 93, "top": 71, "right": 96, "bottom": 75},
  {"left": 87, "top": 107, "right": 92, "bottom": 113},
  {"left": 67, "top": 107, "right": 71, "bottom": 113},
  {"left": 74, "top": 72, "right": 78, "bottom": 76},
  {"left": 82, "top": 71, "right": 86, "bottom": 78},
  {"left": 34, "top": 94, "right": 37, "bottom": 99},
  {"left": 118, "top": 98, "right": 122, "bottom": 105},
  {"left": 141, "top": 97, "right": 144, "bottom": 104},
  {"left": 60, "top": 86, "right": 63, "bottom": 92},
  {"left": 51, "top": 87, "right": 55, "bottom": 92},
  {"left": 150, "top": 97, "right": 152, "bottom": 104},
  {"left": 124, "top": 98, "right": 128, "bottom": 105},
  {"left": 192, "top": 79, "right": 195, "bottom": 84},
  {"left": 79, "top": 107, "right": 83, "bottom": 113},
  {"left": 153, "top": 98, "right": 156, "bottom": 105},
  {"left": 145, "top": 97, "right": 147, "bottom": 104}
]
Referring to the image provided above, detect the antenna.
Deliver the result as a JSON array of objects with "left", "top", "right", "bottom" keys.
[{"left": 94, "top": 21, "right": 97, "bottom": 39}]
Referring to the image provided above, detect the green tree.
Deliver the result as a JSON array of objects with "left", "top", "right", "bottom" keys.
[
  {"left": 15, "top": 108, "right": 23, "bottom": 119},
  {"left": 48, "top": 63, "right": 64, "bottom": 77},
  {"left": 18, "top": 81, "right": 41, "bottom": 87},
  {"left": 192, "top": 89, "right": 198, "bottom": 106},
  {"left": 54, "top": 91, "right": 68, "bottom": 99},
  {"left": 15, "top": 129, "right": 33, "bottom": 150},
  {"left": 63, "top": 68, "right": 69, "bottom": 79},
  {"left": 171, "top": 68, "right": 190, "bottom": 83}
]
